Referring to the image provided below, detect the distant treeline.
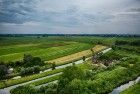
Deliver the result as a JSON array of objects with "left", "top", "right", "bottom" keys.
[
  {"left": 0, "top": 34, "right": 140, "bottom": 37},
  {"left": 115, "top": 40, "right": 140, "bottom": 46}
]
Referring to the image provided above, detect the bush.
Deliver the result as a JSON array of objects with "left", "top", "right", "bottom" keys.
[
  {"left": 20, "top": 66, "right": 40, "bottom": 76},
  {"left": 0, "top": 64, "right": 8, "bottom": 79},
  {"left": 130, "top": 40, "right": 140, "bottom": 46},
  {"left": 115, "top": 40, "right": 129, "bottom": 45},
  {"left": 0, "top": 68, "right": 63, "bottom": 89},
  {"left": 23, "top": 54, "right": 44, "bottom": 67},
  {"left": 61, "top": 79, "right": 91, "bottom": 94},
  {"left": 39, "top": 83, "right": 58, "bottom": 94},
  {"left": 58, "top": 66, "right": 85, "bottom": 91},
  {"left": 98, "top": 51, "right": 123, "bottom": 61},
  {"left": 10, "top": 86, "right": 37, "bottom": 94}
]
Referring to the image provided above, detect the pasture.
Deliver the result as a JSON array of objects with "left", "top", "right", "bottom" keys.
[{"left": 0, "top": 37, "right": 93, "bottom": 63}]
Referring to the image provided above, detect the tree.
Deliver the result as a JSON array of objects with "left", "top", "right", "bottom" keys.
[
  {"left": 62, "top": 66, "right": 84, "bottom": 81},
  {"left": 20, "top": 66, "right": 40, "bottom": 76},
  {"left": 60, "top": 79, "right": 91, "bottom": 94},
  {"left": 90, "top": 48, "right": 94, "bottom": 55},
  {"left": 90, "top": 49, "right": 96, "bottom": 63},
  {"left": 0, "top": 65, "right": 8, "bottom": 79},
  {"left": 45, "top": 83, "right": 58, "bottom": 94},
  {"left": 82, "top": 56, "right": 86, "bottom": 61},
  {"left": 115, "top": 40, "right": 129, "bottom": 45},
  {"left": 58, "top": 66, "right": 85, "bottom": 91},
  {"left": 32, "top": 57, "right": 43, "bottom": 66},
  {"left": 23, "top": 54, "right": 33, "bottom": 64},
  {"left": 52, "top": 62, "right": 56, "bottom": 70},
  {"left": 23, "top": 54, "right": 44, "bottom": 67}
]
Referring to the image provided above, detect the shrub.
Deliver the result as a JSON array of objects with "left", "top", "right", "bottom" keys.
[
  {"left": 10, "top": 86, "right": 37, "bottom": 94},
  {"left": 20, "top": 66, "right": 40, "bottom": 76},
  {"left": 0, "top": 64, "right": 8, "bottom": 79}
]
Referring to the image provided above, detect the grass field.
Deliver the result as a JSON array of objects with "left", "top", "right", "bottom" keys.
[
  {"left": 0, "top": 42, "right": 92, "bottom": 63},
  {"left": 0, "top": 41, "right": 70, "bottom": 56}
]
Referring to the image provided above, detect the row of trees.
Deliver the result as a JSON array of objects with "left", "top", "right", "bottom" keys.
[
  {"left": 115, "top": 40, "right": 140, "bottom": 46},
  {"left": 20, "top": 66, "right": 40, "bottom": 76},
  {"left": 0, "top": 54, "right": 44, "bottom": 68},
  {"left": 0, "top": 54, "right": 46, "bottom": 79},
  {"left": 0, "top": 54, "right": 59, "bottom": 79}
]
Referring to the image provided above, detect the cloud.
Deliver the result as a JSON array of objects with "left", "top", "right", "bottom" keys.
[
  {"left": 0, "top": 0, "right": 140, "bottom": 34},
  {"left": 0, "top": 0, "right": 37, "bottom": 23}
]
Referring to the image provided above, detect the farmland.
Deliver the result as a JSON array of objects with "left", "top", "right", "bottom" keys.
[
  {"left": 47, "top": 45, "right": 107, "bottom": 65},
  {"left": 0, "top": 42, "right": 92, "bottom": 63},
  {"left": 0, "top": 35, "right": 140, "bottom": 94}
]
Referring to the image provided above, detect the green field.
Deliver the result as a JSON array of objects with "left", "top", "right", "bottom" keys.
[{"left": 0, "top": 37, "right": 93, "bottom": 63}]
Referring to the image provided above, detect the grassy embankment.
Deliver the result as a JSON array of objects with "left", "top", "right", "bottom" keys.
[{"left": 120, "top": 82, "right": 140, "bottom": 94}]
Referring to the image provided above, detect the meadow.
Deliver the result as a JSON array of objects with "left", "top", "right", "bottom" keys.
[{"left": 0, "top": 37, "right": 93, "bottom": 63}]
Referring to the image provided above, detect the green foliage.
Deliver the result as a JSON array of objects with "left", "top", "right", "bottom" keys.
[
  {"left": 0, "top": 64, "right": 8, "bottom": 79},
  {"left": 62, "top": 66, "right": 84, "bottom": 81},
  {"left": 58, "top": 66, "right": 85, "bottom": 92},
  {"left": 115, "top": 40, "right": 130, "bottom": 45},
  {"left": 57, "top": 58, "right": 140, "bottom": 94},
  {"left": 37, "top": 83, "right": 58, "bottom": 94},
  {"left": 0, "top": 68, "right": 63, "bottom": 89},
  {"left": 20, "top": 66, "right": 40, "bottom": 76},
  {"left": 52, "top": 62, "right": 56, "bottom": 70},
  {"left": 98, "top": 51, "right": 123, "bottom": 61},
  {"left": 43, "top": 84, "right": 58, "bottom": 94},
  {"left": 10, "top": 86, "right": 37, "bottom": 94},
  {"left": 23, "top": 54, "right": 44, "bottom": 67},
  {"left": 130, "top": 40, "right": 140, "bottom": 46},
  {"left": 27, "top": 75, "right": 60, "bottom": 86},
  {"left": 84, "top": 70, "right": 94, "bottom": 79},
  {"left": 120, "top": 82, "right": 140, "bottom": 94},
  {"left": 0, "top": 68, "right": 6, "bottom": 79},
  {"left": 61, "top": 79, "right": 92, "bottom": 94},
  {"left": 82, "top": 56, "right": 86, "bottom": 61}
]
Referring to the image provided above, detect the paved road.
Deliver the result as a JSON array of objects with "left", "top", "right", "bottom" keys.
[{"left": 0, "top": 48, "right": 111, "bottom": 94}]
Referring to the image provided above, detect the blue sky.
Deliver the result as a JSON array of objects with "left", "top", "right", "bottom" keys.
[{"left": 0, "top": 0, "right": 140, "bottom": 34}]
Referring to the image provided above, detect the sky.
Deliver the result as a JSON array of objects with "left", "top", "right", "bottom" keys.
[{"left": 0, "top": 0, "right": 140, "bottom": 34}]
